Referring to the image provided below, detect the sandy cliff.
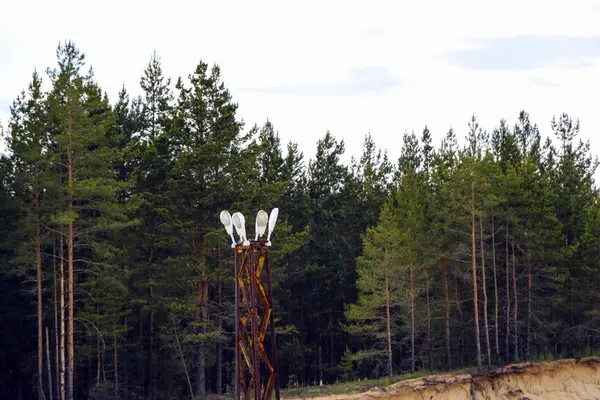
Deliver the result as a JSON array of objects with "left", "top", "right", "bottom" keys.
[{"left": 292, "top": 357, "right": 600, "bottom": 400}]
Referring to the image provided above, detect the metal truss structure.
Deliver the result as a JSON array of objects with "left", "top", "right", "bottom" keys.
[{"left": 234, "top": 240, "right": 280, "bottom": 400}]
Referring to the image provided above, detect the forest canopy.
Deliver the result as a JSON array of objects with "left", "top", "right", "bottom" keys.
[{"left": 1, "top": 41, "right": 599, "bottom": 400}]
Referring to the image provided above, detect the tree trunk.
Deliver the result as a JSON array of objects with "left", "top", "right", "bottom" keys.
[
  {"left": 97, "top": 303, "right": 101, "bottom": 384},
  {"left": 329, "top": 319, "right": 334, "bottom": 381},
  {"left": 216, "top": 278, "right": 223, "bottom": 395},
  {"left": 53, "top": 239, "right": 60, "bottom": 400},
  {"left": 568, "top": 262, "right": 574, "bottom": 358},
  {"left": 318, "top": 342, "right": 323, "bottom": 385},
  {"left": 194, "top": 232, "right": 208, "bottom": 396},
  {"left": 145, "top": 249, "right": 154, "bottom": 400},
  {"left": 46, "top": 327, "right": 53, "bottom": 400},
  {"left": 505, "top": 220, "right": 511, "bottom": 364},
  {"left": 173, "top": 318, "right": 194, "bottom": 399},
  {"left": 512, "top": 241, "right": 519, "bottom": 362},
  {"left": 67, "top": 117, "right": 75, "bottom": 400},
  {"left": 36, "top": 179, "right": 43, "bottom": 400},
  {"left": 385, "top": 270, "right": 393, "bottom": 380},
  {"left": 123, "top": 315, "right": 128, "bottom": 400},
  {"left": 409, "top": 250, "right": 415, "bottom": 373},
  {"left": 114, "top": 313, "right": 119, "bottom": 400},
  {"left": 442, "top": 256, "right": 452, "bottom": 370},
  {"left": 216, "top": 246, "right": 223, "bottom": 395},
  {"left": 455, "top": 264, "right": 465, "bottom": 368},
  {"left": 526, "top": 247, "right": 532, "bottom": 361},
  {"left": 471, "top": 181, "right": 482, "bottom": 370},
  {"left": 139, "top": 300, "right": 146, "bottom": 389},
  {"left": 195, "top": 316, "right": 205, "bottom": 395},
  {"left": 479, "top": 217, "right": 491, "bottom": 368},
  {"left": 60, "top": 228, "right": 66, "bottom": 400},
  {"left": 425, "top": 267, "right": 433, "bottom": 371},
  {"left": 491, "top": 213, "right": 500, "bottom": 364}
]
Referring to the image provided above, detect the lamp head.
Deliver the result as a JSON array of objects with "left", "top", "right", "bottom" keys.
[
  {"left": 219, "top": 211, "right": 233, "bottom": 235},
  {"left": 266, "top": 207, "right": 279, "bottom": 245},
  {"left": 255, "top": 210, "right": 268, "bottom": 238},
  {"left": 232, "top": 212, "right": 249, "bottom": 245},
  {"left": 232, "top": 212, "right": 245, "bottom": 237}
]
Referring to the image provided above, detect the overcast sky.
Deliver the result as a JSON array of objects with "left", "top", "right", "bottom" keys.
[{"left": 2, "top": 0, "right": 600, "bottom": 174}]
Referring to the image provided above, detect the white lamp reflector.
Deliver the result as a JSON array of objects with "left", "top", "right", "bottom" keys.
[
  {"left": 232, "top": 212, "right": 248, "bottom": 245},
  {"left": 255, "top": 210, "right": 268, "bottom": 239},
  {"left": 220, "top": 211, "right": 233, "bottom": 234},
  {"left": 220, "top": 210, "right": 237, "bottom": 247},
  {"left": 266, "top": 207, "right": 279, "bottom": 243}
]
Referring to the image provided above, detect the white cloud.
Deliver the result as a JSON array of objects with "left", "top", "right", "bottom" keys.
[{"left": 1, "top": 0, "right": 600, "bottom": 181}]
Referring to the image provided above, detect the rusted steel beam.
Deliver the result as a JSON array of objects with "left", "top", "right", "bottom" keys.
[{"left": 234, "top": 241, "right": 280, "bottom": 400}]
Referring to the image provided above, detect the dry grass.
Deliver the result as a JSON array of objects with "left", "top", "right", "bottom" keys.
[{"left": 281, "top": 372, "right": 425, "bottom": 398}]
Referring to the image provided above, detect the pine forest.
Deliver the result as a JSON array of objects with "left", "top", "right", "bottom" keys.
[{"left": 2, "top": 41, "right": 600, "bottom": 400}]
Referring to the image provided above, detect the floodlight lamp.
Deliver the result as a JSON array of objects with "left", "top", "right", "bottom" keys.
[
  {"left": 219, "top": 210, "right": 236, "bottom": 247},
  {"left": 266, "top": 207, "right": 279, "bottom": 246},
  {"left": 232, "top": 212, "right": 249, "bottom": 245},
  {"left": 255, "top": 210, "right": 268, "bottom": 240},
  {"left": 220, "top": 211, "right": 233, "bottom": 234}
]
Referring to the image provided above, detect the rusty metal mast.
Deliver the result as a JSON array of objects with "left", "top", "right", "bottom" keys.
[{"left": 221, "top": 209, "right": 281, "bottom": 400}]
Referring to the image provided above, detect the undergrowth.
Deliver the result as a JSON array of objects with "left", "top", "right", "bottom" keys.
[{"left": 280, "top": 371, "right": 424, "bottom": 398}]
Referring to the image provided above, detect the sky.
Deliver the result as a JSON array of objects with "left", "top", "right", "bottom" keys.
[{"left": 2, "top": 0, "right": 600, "bottom": 174}]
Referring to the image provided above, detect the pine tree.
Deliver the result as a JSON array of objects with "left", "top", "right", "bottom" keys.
[
  {"left": 347, "top": 204, "right": 403, "bottom": 380},
  {"left": 396, "top": 131, "right": 425, "bottom": 373},
  {"left": 306, "top": 132, "right": 349, "bottom": 382},
  {"left": 431, "top": 127, "right": 460, "bottom": 370},
  {"left": 6, "top": 70, "right": 49, "bottom": 399},
  {"left": 169, "top": 60, "right": 248, "bottom": 395},
  {"left": 550, "top": 113, "right": 597, "bottom": 357},
  {"left": 130, "top": 51, "right": 174, "bottom": 400},
  {"left": 45, "top": 41, "right": 133, "bottom": 400}
]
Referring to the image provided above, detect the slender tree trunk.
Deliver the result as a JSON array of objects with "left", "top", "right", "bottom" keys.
[
  {"left": 60, "top": 226, "right": 66, "bottom": 400},
  {"left": 442, "top": 256, "right": 452, "bottom": 370},
  {"left": 67, "top": 117, "right": 75, "bottom": 400},
  {"left": 46, "top": 327, "right": 53, "bottom": 400},
  {"left": 216, "top": 245, "right": 223, "bottom": 395},
  {"left": 200, "top": 235, "right": 208, "bottom": 395},
  {"left": 36, "top": 179, "right": 44, "bottom": 400},
  {"left": 409, "top": 250, "right": 415, "bottom": 373},
  {"left": 568, "top": 262, "right": 574, "bottom": 358},
  {"left": 425, "top": 267, "right": 433, "bottom": 371},
  {"left": 123, "top": 315, "right": 128, "bottom": 400},
  {"left": 173, "top": 318, "right": 194, "bottom": 399},
  {"left": 217, "top": 278, "right": 223, "bottom": 395},
  {"left": 114, "top": 313, "right": 119, "bottom": 400},
  {"left": 505, "top": 220, "right": 511, "bottom": 364},
  {"left": 512, "top": 241, "right": 519, "bottom": 362},
  {"left": 318, "top": 342, "right": 323, "bottom": 385},
  {"left": 479, "top": 217, "right": 491, "bottom": 368},
  {"left": 195, "top": 298, "right": 204, "bottom": 394},
  {"left": 196, "top": 311, "right": 206, "bottom": 393},
  {"left": 455, "top": 265, "right": 465, "bottom": 367},
  {"left": 53, "top": 239, "right": 60, "bottom": 400},
  {"left": 194, "top": 232, "right": 208, "bottom": 396},
  {"left": 385, "top": 270, "right": 393, "bottom": 380},
  {"left": 491, "top": 213, "right": 500, "bottom": 364},
  {"left": 145, "top": 249, "right": 154, "bottom": 400},
  {"left": 471, "top": 182, "right": 482, "bottom": 370},
  {"left": 526, "top": 247, "right": 532, "bottom": 361},
  {"left": 329, "top": 319, "right": 334, "bottom": 381},
  {"left": 97, "top": 303, "right": 101, "bottom": 384}
]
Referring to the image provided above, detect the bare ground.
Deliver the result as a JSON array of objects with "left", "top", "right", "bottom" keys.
[{"left": 286, "top": 357, "right": 600, "bottom": 400}]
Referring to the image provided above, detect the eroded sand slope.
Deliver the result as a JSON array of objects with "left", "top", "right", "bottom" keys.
[{"left": 293, "top": 357, "right": 600, "bottom": 400}]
